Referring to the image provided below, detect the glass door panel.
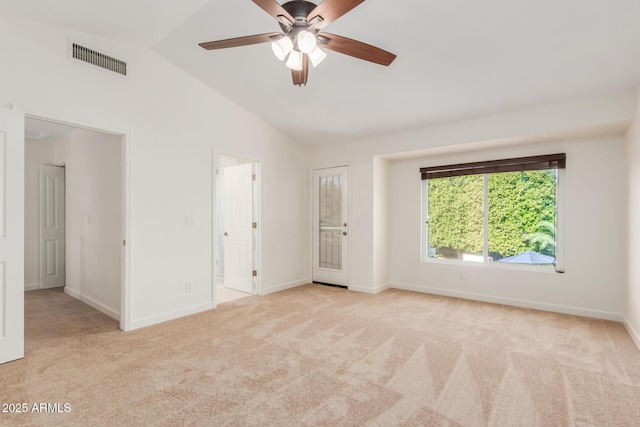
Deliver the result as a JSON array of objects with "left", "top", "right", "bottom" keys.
[{"left": 319, "top": 175, "right": 342, "bottom": 270}]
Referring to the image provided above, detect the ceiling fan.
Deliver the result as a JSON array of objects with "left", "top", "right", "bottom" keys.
[{"left": 199, "top": 0, "right": 397, "bottom": 86}]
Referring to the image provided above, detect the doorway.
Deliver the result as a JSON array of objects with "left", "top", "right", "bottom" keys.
[
  {"left": 215, "top": 155, "right": 259, "bottom": 304},
  {"left": 312, "top": 166, "right": 349, "bottom": 286},
  {"left": 24, "top": 116, "right": 126, "bottom": 327}
]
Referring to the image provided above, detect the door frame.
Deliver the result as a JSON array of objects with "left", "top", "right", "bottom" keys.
[
  {"left": 311, "top": 165, "right": 350, "bottom": 287},
  {"left": 16, "top": 104, "right": 132, "bottom": 331},
  {"left": 213, "top": 151, "right": 261, "bottom": 305}
]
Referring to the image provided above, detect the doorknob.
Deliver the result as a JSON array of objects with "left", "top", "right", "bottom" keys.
[
  {"left": 224, "top": 232, "right": 228, "bottom": 236},
  {"left": 343, "top": 223, "right": 347, "bottom": 227},
  {"left": 342, "top": 231, "right": 348, "bottom": 236}
]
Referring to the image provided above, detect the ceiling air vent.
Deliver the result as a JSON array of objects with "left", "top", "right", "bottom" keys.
[{"left": 72, "top": 43, "right": 127, "bottom": 76}]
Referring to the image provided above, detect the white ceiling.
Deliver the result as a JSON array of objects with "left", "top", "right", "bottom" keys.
[
  {"left": 25, "top": 117, "right": 76, "bottom": 142},
  {"left": 3, "top": 0, "right": 640, "bottom": 146},
  {"left": 0, "top": 0, "right": 211, "bottom": 47}
]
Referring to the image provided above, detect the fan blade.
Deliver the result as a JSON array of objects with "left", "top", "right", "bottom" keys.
[
  {"left": 292, "top": 55, "right": 310, "bottom": 86},
  {"left": 199, "top": 33, "right": 281, "bottom": 50},
  {"left": 318, "top": 33, "right": 396, "bottom": 66},
  {"left": 252, "top": 0, "right": 295, "bottom": 23},
  {"left": 307, "top": 0, "right": 365, "bottom": 28}
]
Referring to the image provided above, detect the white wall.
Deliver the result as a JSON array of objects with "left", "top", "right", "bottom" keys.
[
  {"left": 0, "top": 15, "right": 310, "bottom": 329},
  {"left": 625, "top": 88, "right": 640, "bottom": 347},
  {"left": 54, "top": 128, "right": 122, "bottom": 319},
  {"left": 389, "top": 136, "right": 627, "bottom": 319},
  {"left": 311, "top": 91, "right": 635, "bottom": 320},
  {"left": 372, "top": 156, "right": 390, "bottom": 293},
  {"left": 24, "top": 138, "right": 56, "bottom": 290}
]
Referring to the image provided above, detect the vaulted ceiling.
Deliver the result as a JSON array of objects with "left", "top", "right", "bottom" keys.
[{"left": 3, "top": 0, "right": 640, "bottom": 145}]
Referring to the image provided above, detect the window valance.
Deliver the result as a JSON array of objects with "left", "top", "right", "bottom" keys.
[{"left": 420, "top": 153, "right": 566, "bottom": 180}]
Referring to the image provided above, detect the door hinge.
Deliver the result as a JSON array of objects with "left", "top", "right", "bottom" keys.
[
  {"left": 252, "top": 174, "right": 256, "bottom": 181},
  {"left": 252, "top": 270, "right": 257, "bottom": 277},
  {"left": 123, "top": 240, "right": 126, "bottom": 246},
  {"left": 252, "top": 222, "right": 257, "bottom": 229}
]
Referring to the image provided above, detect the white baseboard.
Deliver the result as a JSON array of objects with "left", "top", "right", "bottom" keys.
[
  {"left": 64, "top": 287, "right": 120, "bottom": 321},
  {"left": 130, "top": 301, "right": 216, "bottom": 331},
  {"left": 261, "top": 278, "right": 310, "bottom": 295},
  {"left": 624, "top": 317, "right": 640, "bottom": 351},
  {"left": 348, "top": 283, "right": 391, "bottom": 295},
  {"left": 391, "top": 282, "right": 624, "bottom": 322},
  {"left": 25, "top": 283, "right": 41, "bottom": 291}
]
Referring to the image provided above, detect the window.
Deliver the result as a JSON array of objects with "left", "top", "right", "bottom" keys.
[{"left": 421, "top": 154, "right": 565, "bottom": 267}]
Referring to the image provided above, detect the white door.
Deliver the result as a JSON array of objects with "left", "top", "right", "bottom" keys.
[
  {"left": 312, "top": 166, "right": 349, "bottom": 286},
  {"left": 223, "top": 163, "right": 253, "bottom": 293},
  {"left": 40, "top": 165, "right": 65, "bottom": 289},
  {"left": 0, "top": 108, "right": 25, "bottom": 364}
]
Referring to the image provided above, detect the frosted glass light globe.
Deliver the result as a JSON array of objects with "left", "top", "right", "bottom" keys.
[
  {"left": 285, "top": 49, "right": 303, "bottom": 70},
  {"left": 308, "top": 46, "right": 327, "bottom": 67},
  {"left": 271, "top": 36, "right": 293, "bottom": 61},
  {"left": 297, "top": 31, "right": 317, "bottom": 54}
]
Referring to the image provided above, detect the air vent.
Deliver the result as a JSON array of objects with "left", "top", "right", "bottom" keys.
[{"left": 72, "top": 43, "right": 127, "bottom": 76}]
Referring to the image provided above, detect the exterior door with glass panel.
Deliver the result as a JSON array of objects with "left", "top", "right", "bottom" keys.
[{"left": 312, "top": 166, "right": 348, "bottom": 286}]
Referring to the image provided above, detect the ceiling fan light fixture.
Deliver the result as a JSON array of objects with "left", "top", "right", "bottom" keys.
[
  {"left": 271, "top": 36, "right": 293, "bottom": 61},
  {"left": 297, "top": 31, "right": 317, "bottom": 54},
  {"left": 285, "top": 49, "right": 303, "bottom": 70},
  {"left": 308, "top": 46, "right": 327, "bottom": 67},
  {"left": 198, "top": 0, "right": 397, "bottom": 86}
]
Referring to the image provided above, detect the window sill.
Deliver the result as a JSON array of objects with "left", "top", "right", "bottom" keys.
[{"left": 421, "top": 257, "right": 560, "bottom": 274}]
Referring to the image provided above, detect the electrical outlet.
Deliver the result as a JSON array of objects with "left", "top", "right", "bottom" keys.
[{"left": 185, "top": 282, "right": 192, "bottom": 293}]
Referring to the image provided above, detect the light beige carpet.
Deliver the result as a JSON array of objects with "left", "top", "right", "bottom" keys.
[{"left": 1, "top": 285, "right": 639, "bottom": 426}]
